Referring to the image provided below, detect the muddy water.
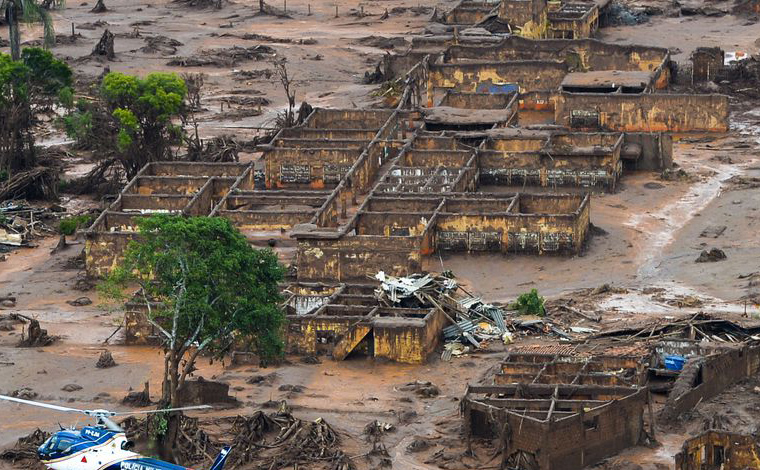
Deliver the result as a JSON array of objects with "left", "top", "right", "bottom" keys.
[{"left": 626, "top": 162, "right": 741, "bottom": 279}]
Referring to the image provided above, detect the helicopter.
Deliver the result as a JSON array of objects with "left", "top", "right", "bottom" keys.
[{"left": 0, "top": 394, "right": 231, "bottom": 470}]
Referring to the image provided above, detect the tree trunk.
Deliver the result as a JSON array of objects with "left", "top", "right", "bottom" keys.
[
  {"left": 8, "top": 3, "right": 20, "bottom": 61},
  {"left": 259, "top": 0, "right": 264, "bottom": 12},
  {"left": 158, "top": 412, "right": 181, "bottom": 463}
]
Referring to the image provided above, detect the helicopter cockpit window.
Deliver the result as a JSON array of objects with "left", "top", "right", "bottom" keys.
[
  {"left": 53, "top": 438, "right": 74, "bottom": 452},
  {"left": 41, "top": 436, "right": 75, "bottom": 455}
]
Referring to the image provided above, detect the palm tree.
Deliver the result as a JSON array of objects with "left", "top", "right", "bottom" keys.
[{"left": 1, "top": 0, "right": 60, "bottom": 60}]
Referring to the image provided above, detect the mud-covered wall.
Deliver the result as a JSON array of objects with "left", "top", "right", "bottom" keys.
[
  {"left": 541, "top": 389, "right": 646, "bottom": 469},
  {"left": 285, "top": 316, "right": 359, "bottom": 355},
  {"left": 478, "top": 150, "right": 620, "bottom": 190},
  {"left": 85, "top": 231, "right": 135, "bottom": 277},
  {"left": 554, "top": 93, "right": 730, "bottom": 132},
  {"left": 374, "top": 317, "right": 433, "bottom": 363},
  {"left": 675, "top": 431, "right": 760, "bottom": 470},
  {"left": 547, "top": 6, "right": 598, "bottom": 40},
  {"left": 463, "top": 386, "right": 647, "bottom": 470},
  {"left": 445, "top": 37, "right": 668, "bottom": 73},
  {"left": 356, "top": 212, "right": 432, "bottom": 236},
  {"left": 265, "top": 148, "right": 359, "bottom": 189},
  {"left": 145, "top": 162, "right": 250, "bottom": 177},
  {"left": 427, "top": 61, "right": 568, "bottom": 104},
  {"left": 305, "top": 109, "right": 393, "bottom": 129},
  {"left": 444, "top": 1, "right": 496, "bottom": 24},
  {"left": 498, "top": 0, "right": 547, "bottom": 35},
  {"left": 127, "top": 176, "right": 209, "bottom": 195},
  {"left": 435, "top": 208, "right": 587, "bottom": 254},
  {"left": 439, "top": 91, "right": 516, "bottom": 109},
  {"left": 623, "top": 132, "right": 673, "bottom": 170},
  {"left": 220, "top": 210, "right": 314, "bottom": 231},
  {"left": 296, "top": 236, "right": 422, "bottom": 281},
  {"left": 660, "top": 345, "right": 760, "bottom": 422}
]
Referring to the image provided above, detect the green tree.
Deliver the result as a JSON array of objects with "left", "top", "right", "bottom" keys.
[
  {"left": 100, "top": 215, "right": 285, "bottom": 408},
  {"left": 98, "top": 71, "right": 187, "bottom": 178},
  {"left": 0, "top": 47, "right": 72, "bottom": 174},
  {"left": 1, "top": 0, "right": 61, "bottom": 61}
]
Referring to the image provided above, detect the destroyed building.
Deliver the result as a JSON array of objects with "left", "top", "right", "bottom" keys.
[
  {"left": 441, "top": 0, "right": 606, "bottom": 39},
  {"left": 460, "top": 314, "right": 760, "bottom": 469},
  {"left": 462, "top": 384, "right": 648, "bottom": 469},
  {"left": 675, "top": 430, "right": 760, "bottom": 469}
]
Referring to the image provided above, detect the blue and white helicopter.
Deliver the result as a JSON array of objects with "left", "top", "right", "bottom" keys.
[{"left": 0, "top": 394, "right": 231, "bottom": 470}]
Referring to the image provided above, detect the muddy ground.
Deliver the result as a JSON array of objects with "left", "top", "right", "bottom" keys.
[{"left": 1, "top": 0, "right": 760, "bottom": 469}]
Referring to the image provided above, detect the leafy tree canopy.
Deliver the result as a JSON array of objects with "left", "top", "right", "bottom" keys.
[
  {"left": 0, "top": 47, "right": 72, "bottom": 173},
  {"left": 101, "top": 215, "right": 286, "bottom": 405},
  {"left": 0, "top": 47, "right": 72, "bottom": 107}
]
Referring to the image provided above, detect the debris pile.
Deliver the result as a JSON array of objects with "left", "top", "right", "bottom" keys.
[
  {"left": 140, "top": 35, "right": 183, "bottom": 55},
  {"left": 596, "top": 313, "right": 760, "bottom": 343},
  {"left": 374, "top": 272, "right": 578, "bottom": 360},
  {"left": 91, "top": 29, "right": 115, "bottom": 60},
  {"left": 96, "top": 350, "right": 118, "bottom": 368},
  {"left": 16, "top": 315, "right": 58, "bottom": 347},
  {"left": 122, "top": 382, "right": 152, "bottom": 407},
  {"left": 695, "top": 248, "right": 727, "bottom": 263},
  {"left": 168, "top": 45, "right": 275, "bottom": 67},
  {"left": 0, "top": 428, "right": 50, "bottom": 466},
  {"left": 0, "top": 201, "right": 57, "bottom": 251},
  {"left": 223, "top": 407, "right": 354, "bottom": 470}
]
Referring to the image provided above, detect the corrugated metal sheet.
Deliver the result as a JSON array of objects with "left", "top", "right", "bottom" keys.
[{"left": 443, "top": 320, "right": 475, "bottom": 340}]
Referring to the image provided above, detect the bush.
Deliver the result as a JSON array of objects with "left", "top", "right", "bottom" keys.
[
  {"left": 59, "top": 215, "right": 93, "bottom": 235},
  {"left": 510, "top": 289, "right": 546, "bottom": 316}
]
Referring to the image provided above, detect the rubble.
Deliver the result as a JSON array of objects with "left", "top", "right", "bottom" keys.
[
  {"left": 695, "top": 248, "right": 727, "bottom": 263},
  {"left": 140, "top": 35, "right": 183, "bottom": 55},
  {"left": 9, "top": 388, "right": 38, "bottom": 399},
  {"left": 223, "top": 408, "right": 354, "bottom": 470},
  {"left": 17, "top": 317, "right": 58, "bottom": 347},
  {"left": 96, "top": 350, "right": 118, "bottom": 368},
  {"left": 61, "top": 384, "right": 83, "bottom": 392},
  {"left": 67, "top": 296, "right": 93, "bottom": 306},
  {"left": 0, "top": 429, "right": 50, "bottom": 465},
  {"left": 398, "top": 380, "right": 440, "bottom": 397},
  {"left": 167, "top": 45, "right": 275, "bottom": 67},
  {"left": 0, "top": 201, "right": 57, "bottom": 250},
  {"left": 122, "top": 382, "right": 152, "bottom": 407}
]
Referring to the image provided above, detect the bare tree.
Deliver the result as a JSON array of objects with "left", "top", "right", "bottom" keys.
[{"left": 274, "top": 59, "right": 297, "bottom": 128}]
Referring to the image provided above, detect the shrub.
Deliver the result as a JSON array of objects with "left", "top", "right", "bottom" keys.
[
  {"left": 59, "top": 214, "right": 93, "bottom": 235},
  {"left": 510, "top": 289, "right": 546, "bottom": 316}
]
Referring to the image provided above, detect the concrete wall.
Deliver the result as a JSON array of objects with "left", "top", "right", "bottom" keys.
[
  {"left": 296, "top": 236, "right": 423, "bottom": 282},
  {"left": 84, "top": 230, "right": 135, "bottom": 277},
  {"left": 444, "top": 0, "right": 497, "bottom": 24},
  {"left": 264, "top": 148, "right": 359, "bottom": 189},
  {"left": 554, "top": 93, "right": 730, "bottom": 132},
  {"left": 498, "top": 0, "right": 548, "bottom": 36},
  {"left": 427, "top": 61, "right": 568, "bottom": 105},
  {"left": 446, "top": 37, "right": 668, "bottom": 73}
]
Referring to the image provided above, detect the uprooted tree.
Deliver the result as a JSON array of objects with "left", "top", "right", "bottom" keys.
[
  {"left": 99, "top": 215, "right": 285, "bottom": 458},
  {"left": 0, "top": 48, "right": 72, "bottom": 199}
]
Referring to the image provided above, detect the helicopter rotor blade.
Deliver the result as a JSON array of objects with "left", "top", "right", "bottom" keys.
[
  {"left": 0, "top": 395, "right": 89, "bottom": 415},
  {"left": 110, "top": 405, "right": 212, "bottom": 416}
]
